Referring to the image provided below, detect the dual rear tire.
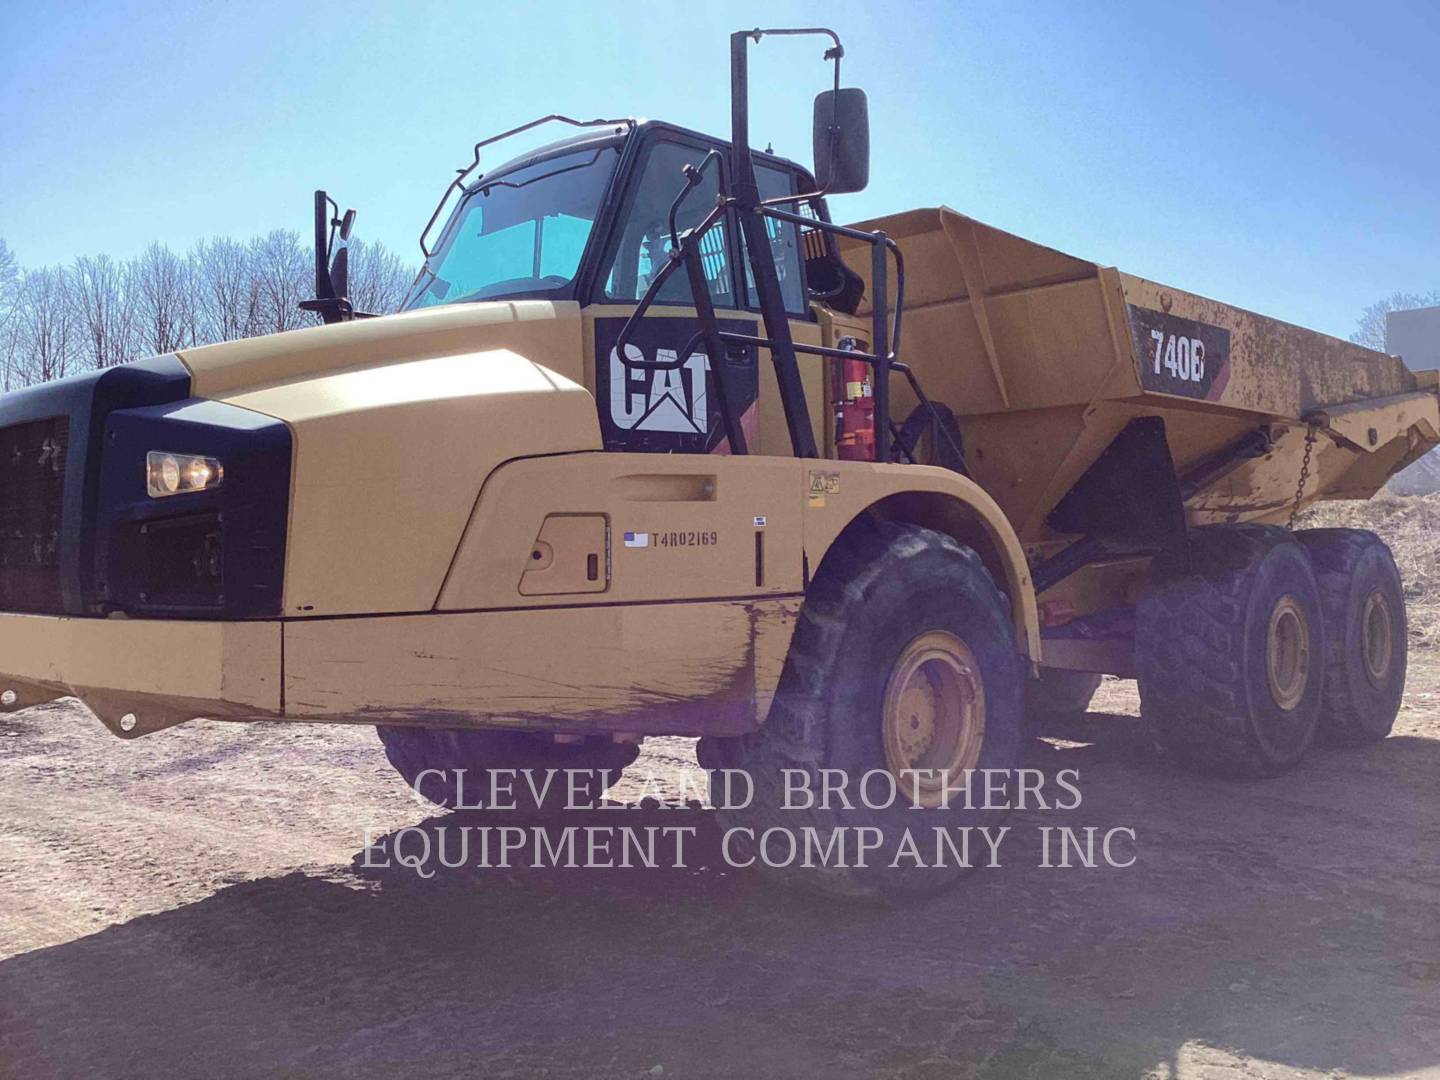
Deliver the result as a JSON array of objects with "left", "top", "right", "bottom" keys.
[
  {"left": 1136, "top": 524, "right": 1405, "bottom": 776},
  {"left": 1297, "top": 529, "right": 1409, "bottom": 746}
]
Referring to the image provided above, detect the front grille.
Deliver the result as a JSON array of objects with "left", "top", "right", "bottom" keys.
[{"left": 0, "top": 416, "right": 69, "bottom": 613}]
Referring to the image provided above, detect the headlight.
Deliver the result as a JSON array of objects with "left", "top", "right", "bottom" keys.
[{"left": 146, "top": 451, "right": 223, "bottom": 498}]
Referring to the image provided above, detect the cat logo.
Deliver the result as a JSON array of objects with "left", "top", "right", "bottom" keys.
[{"left": 608, "top": 343, "right": 710, "bottom": 435}]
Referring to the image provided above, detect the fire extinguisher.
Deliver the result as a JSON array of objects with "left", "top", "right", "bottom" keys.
[{"left": 831, "top": 336, "right": 875, "bottom": 461}]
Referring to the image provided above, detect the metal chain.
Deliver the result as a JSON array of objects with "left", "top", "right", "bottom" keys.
[{"left": 1288, "top": 422, "right": 1318, "bottom": 530}]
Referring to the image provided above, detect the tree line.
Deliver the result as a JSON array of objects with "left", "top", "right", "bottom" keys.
[
  {"left": 0, "top": 233, "right": 415, "bottom": 391},
  {"left": 1348, "top": 291, "right": 1440, "bottom": 352}
]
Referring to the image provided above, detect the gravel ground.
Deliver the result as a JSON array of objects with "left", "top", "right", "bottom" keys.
[{"left": 1, "top": 652, "right": 1437, "bottom": 1079}]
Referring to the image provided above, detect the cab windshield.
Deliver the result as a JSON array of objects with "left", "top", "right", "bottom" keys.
[{"left": 403, "top": 144, "right": 619, "bottom": 309}]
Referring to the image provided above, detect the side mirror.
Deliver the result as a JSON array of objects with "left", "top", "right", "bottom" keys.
[
  {"left": 330, "top": 208, "right": 356, "bottom": 299},
  {"left": 812, "top": 87, "right": 869, "bottom": 195},
  {"left": 303, "top": 190, "right": 358, "bottom": 323}
]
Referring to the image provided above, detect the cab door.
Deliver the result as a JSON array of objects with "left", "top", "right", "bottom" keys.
[
  {"left": 583, "top": 135, "right": 763, "bottom": 457},
  {"left": 582, "top": 135, "right": 828, "bottom": 460}
]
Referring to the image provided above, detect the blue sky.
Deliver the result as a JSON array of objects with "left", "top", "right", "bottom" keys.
[{"left": 2, "top": 0, "right": 1435, "bottom": 340}]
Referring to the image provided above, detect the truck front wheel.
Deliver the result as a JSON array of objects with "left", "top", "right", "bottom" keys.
[
  {"left": 699, "top": 517, "right": 1025, "bottom": 900},
  {"left": 376, "top": 728, "right": 639, "bottom": 814},
  {"left": 1137, "top": 524, "right": 1325, "bottom": 777},
  {"left": 1295, "top": 528, "right": 1407, "bottom": 746}
]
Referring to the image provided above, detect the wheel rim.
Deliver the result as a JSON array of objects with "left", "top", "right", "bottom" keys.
[
  {"left": 1361, "top": 589, "right": 1394, "bottom": 685},
  {"left": 881, "top": 631, "right": 985, "bottom": 808},
  {"left": 1266, "top": 595, "right": 1311, "bottom": 712}
]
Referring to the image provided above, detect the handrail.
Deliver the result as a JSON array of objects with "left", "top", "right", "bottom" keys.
[
  {"left": 417, "top": 115, "right": 634, "bottom": 259},
  {"left": 611, "top": 189, "right": 911, "bottom": 461}
]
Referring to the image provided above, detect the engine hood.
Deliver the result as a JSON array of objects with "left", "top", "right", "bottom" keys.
[
  {"left": 180, "top": 301, "right": 600, "bottom": 617},
  {"left": 177, "top": 300, "right": 585, "bottom": 399}
]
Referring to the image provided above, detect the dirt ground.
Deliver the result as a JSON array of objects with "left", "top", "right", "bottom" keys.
[{"left": 1, "top": 647, "right": 1437, "bottom": 1079}]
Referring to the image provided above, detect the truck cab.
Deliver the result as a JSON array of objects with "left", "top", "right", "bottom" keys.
[{"left": 402, "top": 118, "right": 838, "bottom": 459}]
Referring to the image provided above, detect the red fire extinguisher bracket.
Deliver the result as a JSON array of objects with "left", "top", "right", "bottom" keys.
[{"left": 830, "top": 339, "right": 877, "bottom": 461}]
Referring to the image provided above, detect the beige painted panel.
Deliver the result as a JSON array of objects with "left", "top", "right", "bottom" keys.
[
  {"left": 225, "top": 349, "right": 601, "bottom": 616},
  {"left": 181, "top": 300, "right": 585, "bottom": 398},
  {"left": 841, "top": 206, "right": 1099, "bottom": 309},
  {"left": 440, "top": 452, "right": 805, "bottom": 610},
  {"left": 789, "top": 317, "right": 829, "bottom": 459},
  {"left": 0, "top": 614, "right": 281, "bottom": 712},
  {"left": 283, "top": 598, "right": 802, "bottom": 735}
]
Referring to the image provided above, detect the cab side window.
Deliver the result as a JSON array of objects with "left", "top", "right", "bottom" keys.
[
  {"left": 602, "top": 142, "right": 736, "bottom": 307},
  {"left": 743, "top": 164, "right": 807, "bottom": 316}
]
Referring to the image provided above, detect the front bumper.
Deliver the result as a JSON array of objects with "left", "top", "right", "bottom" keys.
[
  {"left": 0, "top": 598, "right": 802, "bottom": 741},
  {"left": 0, "top": 613, "right": 281, "bottom": 737}
]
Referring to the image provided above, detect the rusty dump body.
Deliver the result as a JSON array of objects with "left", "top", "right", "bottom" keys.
[
  {"left": 846, "top": 206, "right": 1440, "bottom": 535},
  {"left": 841, "top": 206, "right": 1440, "bottom": 672}
]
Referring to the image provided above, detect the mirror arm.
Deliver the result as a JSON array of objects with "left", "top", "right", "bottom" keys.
[
  {"left": 313, "top": 191, "right": 339, "bottom": 300},
  {"left": 741, "top": 27, "right": 844, "bottom": 200},
  {"left": 729, "top": 28, "right": 825, "bottom": 458}
]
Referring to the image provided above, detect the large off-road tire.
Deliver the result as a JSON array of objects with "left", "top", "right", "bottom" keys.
[
  {"left": 698, "top": 517, "right": 1026, "bottom": 900},
  {"left": 1137, "top": 524, "right": 1325, "bottom": 777},
  {"left": 376, "top": 727, "right": 639, "bottom": 814},
  {"left": 1024, "top": 670, "right": 1103, "bottom": 729},
  {"left": 1295, "top": 528, "right": 1407, "bottom": 746}
]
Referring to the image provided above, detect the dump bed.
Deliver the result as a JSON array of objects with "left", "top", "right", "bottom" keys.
[{"left": 840, "top": 207, "right": 1440, "bottom": 540}]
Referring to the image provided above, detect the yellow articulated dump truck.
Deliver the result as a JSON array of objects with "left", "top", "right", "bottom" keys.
[{"left": 2, "top": 29, "right": 1435, "bottom": 896}]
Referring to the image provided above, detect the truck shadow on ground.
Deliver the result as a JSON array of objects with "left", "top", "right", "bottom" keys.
[{"left": 2, "top": 725, "right": 1437, "bottom": 1079}]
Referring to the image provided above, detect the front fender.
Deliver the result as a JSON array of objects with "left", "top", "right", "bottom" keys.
[{"left": 802, "top": 462, "right": 1041, "bottom": 661}]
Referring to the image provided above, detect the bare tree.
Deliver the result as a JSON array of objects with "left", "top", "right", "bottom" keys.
[
  {"left": 192, "top": 236, "right": 261, "bottom": 344},
  {"left": 72, "top": 253, "right": 135, "bottom": 368},
  {"left": 129, "top": 243, "right": 195, "bottom": 354},
  {"left": 0, "top": 228, "right": 420, "bottom": 388},
  {"left": 0, "top": 239, "right": 17, "bottom": 329},
  {"left": 0, "top": 324, "right": 16, "bottom": 392},
  {"left": 250, "top": 230, "right": 315, "bottom": 334},
  {"left": 347, "top": 238, "right": 417, "bottom": 315},
  {"left": 11, "top": 267, "right": 77, "bottom": 386},
  {"left": 0, "top": 239, "right": 18, "bottom": 390},
  {"left": 1350, "top": 290, "right": 1440, "bottom": 351}
]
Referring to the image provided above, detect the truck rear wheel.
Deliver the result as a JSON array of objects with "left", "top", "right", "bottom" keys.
[
  {"left": 1025, "top": 670, "right": 1102, "bottom": 728},
  {"left": 699, "top": 517, "right": 1025, "bottom": 900},
  {"left": 1295, "top": 528, "right": 1407, "bottom": 746},
  {"left": 1137, "top": 524, "right": 1325, "bottom": 777},
  {"left": 376, "top": 728, "right": 639, "bottom": 814}
]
